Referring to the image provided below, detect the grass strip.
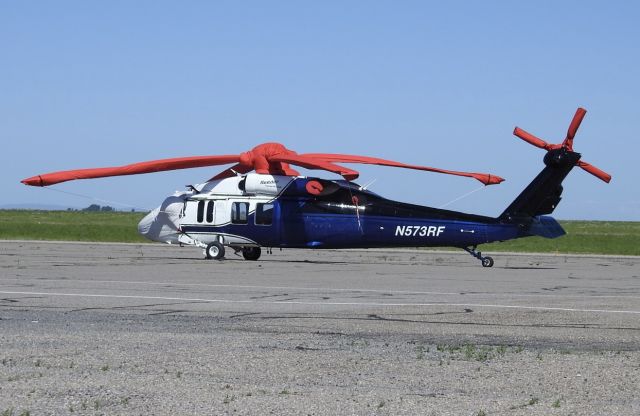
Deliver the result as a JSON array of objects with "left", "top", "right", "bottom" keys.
[
  {"left": 0, "top": 210, "right": 148, "bottom": 243},
  {"left": 481, "top": 221, "right": 640, "bottom": 256},
  {"left": 0, "top": 210, "right": 638, "bottom": 255}
]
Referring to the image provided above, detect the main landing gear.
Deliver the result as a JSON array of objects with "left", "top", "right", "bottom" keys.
[
  {"left": 204, "top": 243, "right": 262, "bottom": 261},
  {"left": 464, "top": 246, "right": 494, "bottom": 268},
  {"left": 205, "top": 241, "right": 225, "bottom": 260},
  {"left": 241, "top": 246, "right": 261, "bottom": 261}
]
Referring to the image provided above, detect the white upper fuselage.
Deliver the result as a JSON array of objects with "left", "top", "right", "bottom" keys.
[{"left": 137, "top": 174, "right": 294, "bottom": 245}]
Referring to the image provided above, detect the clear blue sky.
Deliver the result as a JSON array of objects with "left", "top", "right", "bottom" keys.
[{"left": 1, "top": 1, "right": 638, "bottom": 220}]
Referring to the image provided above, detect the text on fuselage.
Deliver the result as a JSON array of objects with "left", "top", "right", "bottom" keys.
[{"left": 395, "top": 225, "right": 445, "bottom": 237}]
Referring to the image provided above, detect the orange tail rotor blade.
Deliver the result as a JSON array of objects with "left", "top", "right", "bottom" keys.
[
  {"left": 563, "top": 107, "right": 587, "bottom": 150},
  {"left": 513, "top": 127, "right": 552, "bottom": 150},
  {"left": 577, "top": 160, "right": 612, "bottom": 183}
]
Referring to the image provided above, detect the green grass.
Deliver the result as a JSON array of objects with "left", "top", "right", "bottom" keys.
[
  {"left": 0, "top": 210, "right": 638, "bottom": 255},
  {"left": 481, "top": 221, "right": 640, "bottom": 255},
  {"left": 0, "top": 210, "right": 148, "bottom": 243}
]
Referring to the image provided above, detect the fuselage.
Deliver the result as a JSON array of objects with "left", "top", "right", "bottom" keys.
[{"left": 138, "top": 173, "right": 531, "bottom": 250}]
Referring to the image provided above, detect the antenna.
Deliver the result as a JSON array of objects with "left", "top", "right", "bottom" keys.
[{"left": 359, "top": 178, "right": 377, "bottom": 191}]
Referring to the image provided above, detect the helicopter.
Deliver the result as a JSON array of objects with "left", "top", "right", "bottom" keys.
[{"left": 22, "top": 108, "right": 610, "bottom": 267}]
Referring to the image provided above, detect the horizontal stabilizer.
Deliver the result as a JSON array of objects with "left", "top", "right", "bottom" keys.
[{"left": 527, "top": 216, "right": 566, "bottom": 239}]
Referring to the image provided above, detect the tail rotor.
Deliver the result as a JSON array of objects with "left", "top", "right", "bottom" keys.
[{"left": 513, "top": 107, "right": 611, "bottom": 183}]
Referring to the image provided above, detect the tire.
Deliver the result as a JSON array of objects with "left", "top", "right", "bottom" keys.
[
  {"left": 482, "top": 257, "right": 494, "bottom": 268},
  {"left": 205, "top": 241, "right": 225, "bottom": 260},
  {"left": 242, "top": 246, "right": 261, "bottom": 261}
]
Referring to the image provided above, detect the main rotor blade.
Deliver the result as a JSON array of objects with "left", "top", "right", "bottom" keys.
[
  {"left": 302, "top": 153, "right": 504, "bottom": 185},
  {"left": 21, "top": 155, "right": 240, "bottom": 186},
  {"left": 577, "top": 160, "right": 612, "bottom": 183},
  {"left": 563, "top": 107, "right": 587, "bottom": 150},
  {"left": 270, "top": 154, "right": 360, "bottom": 181},
  {"left": 513, "top": 127, "right": 552, "bottom": 150}
]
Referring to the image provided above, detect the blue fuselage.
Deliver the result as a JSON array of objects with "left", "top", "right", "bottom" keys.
[{"left": 181, "top": 178, "right": 533, "bottom": 249}]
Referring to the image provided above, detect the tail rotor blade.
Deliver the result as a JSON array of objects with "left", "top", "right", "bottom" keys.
[
  {"left": 577, "top": 160, "right": 612, "bottom": 183},
  {"left": 513, "top": 127, "right": 552, "bottom": 150},
  {"left": 563, "top": 107, "right": 587, "bottom": 150}
]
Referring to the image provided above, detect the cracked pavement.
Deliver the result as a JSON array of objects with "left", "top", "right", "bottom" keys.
[{"left": 1, "top": 241, "right": 639, "bottom": 415}]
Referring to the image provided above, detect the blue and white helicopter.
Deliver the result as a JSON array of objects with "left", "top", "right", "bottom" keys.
[{"left": 23, "top": 108, "right": 610, "bottom": 267}]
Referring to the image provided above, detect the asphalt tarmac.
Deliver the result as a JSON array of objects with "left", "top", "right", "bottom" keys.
[{"left": 1, "top": 241, "right": 639, "bottom": 415}]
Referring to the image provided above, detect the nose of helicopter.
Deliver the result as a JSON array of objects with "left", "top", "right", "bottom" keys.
[
  {"left": 137, "top": 195, "right": 184, "bottom": 243},
  {"left": 137, "top": 208, "right": 161, "bottom": 240}
]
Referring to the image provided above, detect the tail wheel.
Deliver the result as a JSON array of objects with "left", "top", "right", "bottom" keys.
[
  {"left": 464, "top": 246, "right": 494, "bottom": 267},
  {"left": 242, "top": 246, "right": 261, "bottom": 261},
  {"left": 205, "top": 241, "right": 225, "bottom": 260}
]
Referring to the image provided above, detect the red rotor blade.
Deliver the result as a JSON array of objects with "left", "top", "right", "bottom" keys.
[
  {"left": 563, "top": 107, "right": 587, "bottom": 150},
  {"left": 513, "top": 127, "right": 553, "bottom": 150},
  {"left": 21, "top": 155, "right": 240, "bottom": 186},
  {"left": 302, "top": 153, "right": 504, "bottom": 186},
  {"left": 577, "top": 160, "right": 612, "bottom": 183},
  {"left": 270, "top": 154, "right": 360, "bottom": 181}
]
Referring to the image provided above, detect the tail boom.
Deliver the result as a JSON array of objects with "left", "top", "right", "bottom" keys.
[{"left": 499, "top": 148, "right": 580, "bottom": 221}]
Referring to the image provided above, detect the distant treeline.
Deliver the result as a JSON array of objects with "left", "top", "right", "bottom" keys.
[{"left": 68, "top": 204, "right": 136, "bottom": 212}]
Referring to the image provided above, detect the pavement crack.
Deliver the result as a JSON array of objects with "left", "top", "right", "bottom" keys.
[
  {"left": 229, "top": 312, "right": 261, "bottom": 319},
  {"left": 250, "top": 293, "right": 289, "bottom": 300},
  {"left": 68, "top": 301, "right": 211, "bottom": 313},
  {"left": 147, "top": 310, "right": 189, "bottom": 316},
  {"left": 294, "top": 345, "right": 320, "bottom": 351}
]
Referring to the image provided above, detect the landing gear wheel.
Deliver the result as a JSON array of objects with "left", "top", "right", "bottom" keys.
[
  {"left": 205, "top": 241, "right": 225, "bottom": 260},
  {"left": 482, "top": 257, "right": 494, "bottom": 268},
  {"left": 242, "top": 246, "right": 261, "bottom": 261},
  {"left": 464, "top": 246, "right": 495, "bottom": 268}
]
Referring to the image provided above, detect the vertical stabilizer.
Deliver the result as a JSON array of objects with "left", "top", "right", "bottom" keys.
[{"left": 499, "top": 149, "right": 580, "bottom": 221}]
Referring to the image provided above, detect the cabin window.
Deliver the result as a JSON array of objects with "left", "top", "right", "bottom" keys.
[
  {"left": 197, "top": 200, "right": 205, "bottom": 223},
  {"left": 255, "top": 203, "right": 274, "bottom": 225},
  {"left": 206, "top": 201, "right": 214, "bottom": 223},
  {"left": 231, "top": 202, "right": 249, "bottom": 224}
]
